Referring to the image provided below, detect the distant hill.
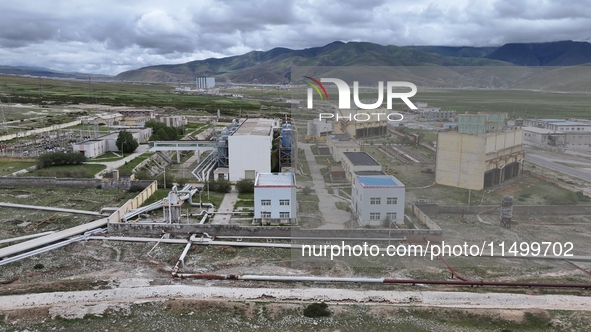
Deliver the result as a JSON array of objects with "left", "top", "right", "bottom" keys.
[
  {"left": 407, "top": 46, "right": 498, "bottom": 58},
  {"left": 0, "top": 66, "right": 112, "bottom": 80},
  {"left": 114, "top": 41, "right": 507, "bottom": 84},
  {"left": 485, "top": 40, "right": 591, "bottom": 66}
]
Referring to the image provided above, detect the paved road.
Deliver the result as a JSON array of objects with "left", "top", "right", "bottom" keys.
[
  {"left": 301, "top": 143, "right": 351, "bottom": 229},
  {"left": 525, "top": 154, "right": 591, "bottom": 182},
  {"left": 3, "top": 284, "right": 591, "bottom": 312}
]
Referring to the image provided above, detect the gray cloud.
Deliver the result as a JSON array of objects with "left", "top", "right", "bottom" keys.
[{"left": 0, "top": 0, "right": 589, "bottom": 74}]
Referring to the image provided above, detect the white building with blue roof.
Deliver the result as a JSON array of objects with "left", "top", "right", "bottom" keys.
[
  {"left": 351, "top": 174, "right": 405, "bottom": 226},
  {"left": 253, "top": 172, "right": 297, "bottom": 225}
]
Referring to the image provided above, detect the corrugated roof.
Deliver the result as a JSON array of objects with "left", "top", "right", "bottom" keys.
[
  {"left": 255, "top": 173, "right": 295, "bottom": 187},
  {"left": 343, "top": 152, "right": 380, "bottom": 166},
  {"left": 357, "top": 175, "right": 404, "bottom": 187},
  {"left": 233, "top": 118, "right": 274, "bottom": 136}
]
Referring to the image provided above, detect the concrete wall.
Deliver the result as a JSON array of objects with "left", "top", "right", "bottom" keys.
[
  {"left": 0, "top": 177, "right": 100, "bottom": 188},
  {"left": 0, "top": 176, "right": 153, "bottom": 190},
  {"left": 108, "top": 223, "right": 443, "bottom": 239},
  {"left": 411, "top": 204, "right": 442, "bottom": 230},
  {"left": 107, "top": 181, "right": 158, "bottom": 223},
  {"left": 414, "top": 203, "right": 591, "bottom": 216},
  {"left": 436, "top": 132, "right": 486, "bottom": 190}
]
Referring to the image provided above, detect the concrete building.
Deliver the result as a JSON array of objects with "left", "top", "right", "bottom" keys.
[
  {"left": 197, "top": 77, "right": 215, "bottom": 89},
  {"left": 118, "top": 109, "right": 155, "bottom": 119},
  {"left": 327, "top": 134, "right": 360, "bottom": 162},
  {"left": 436, "top": 114, "right": 524, "bottom": 190},
  {"left": 253, "top": 172, "right": 297, "bottom": 225},
  {"left": 342, "top": 152, "right": 382, "bottom": 183},
  {"left": 228, "top": 118, "right": 275, "bottom": 181},
  {"left": 72, "top": 128, "right": 152, "bottom": 158},
  {"left": 419, "top": 109, "right": 456, "bottom": 121},
  {"left": 306, "top": 119, "right": 333, "bottom": 139},
  {"left": 523, "top": 119, "right": 591, "bottom": 132},
  {"left": 523, "top": 126, "right": 591, "bottom": 150},
  {"left": 159, "top": 115, "right": 188, "bottom": 128},
  {"left": 334, "top": 109, "right": 388, "bottom": 138},
  {"left": 351, "top": 174, "right": 405, "bottom": 226}
]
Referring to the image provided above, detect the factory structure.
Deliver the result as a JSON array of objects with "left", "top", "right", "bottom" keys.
[
  {"left": 435, "top": 113, "right": 524, "bottom": 191},
  {"left": 522, "top": 118, "right": 591, "bottom": 151},
  {"left": 351, "top": 174, "right": 406, "bottom": 226},
  {"left": 72, "top": 128, "right": 152, "bottom": 158},
  {"left": 196, "top": 77, "right": 216, "bottom": 89},
  {"left": 253, "top": 172, "right": 297, "bottom": 225}
]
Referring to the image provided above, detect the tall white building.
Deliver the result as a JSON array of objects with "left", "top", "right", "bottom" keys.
[
  {"left": 253, "top": 173, "right": 297, "bottom": 225},
  {"left": 197, "top": 77, "right": 215, "bottom": 89},
  {"left": 228, "top": 118, "right": 275, "bottom": 181},
  {"left": 351, "top": 174, "right": 405, "bottom": 226}
]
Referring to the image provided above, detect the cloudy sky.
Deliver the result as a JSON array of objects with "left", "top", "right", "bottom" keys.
[{"left": 1, "top": 0, "right": 589, "bottom": 75}]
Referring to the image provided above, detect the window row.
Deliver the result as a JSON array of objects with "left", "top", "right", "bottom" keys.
[
  {"left": 369, "top": 212, "right": 397, "bottom": 220},
  {"left": 261, "top": 212, "right": 290, "bottom": 218},
  {"left": 261, "top": 199, "right": 290, "bottom": 206},
  {"left": 369, "top": 197, "right": 398, "bottom": 205}
]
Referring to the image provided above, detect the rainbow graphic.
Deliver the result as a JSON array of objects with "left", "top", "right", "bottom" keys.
[{"left": 304, "top": 76, "right": 328, "bottom": 100}]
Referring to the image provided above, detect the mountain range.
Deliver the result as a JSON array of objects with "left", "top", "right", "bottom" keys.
[
  {"left": 113, "top": 40, "right": 591, "bottom": 86},
  {"left": 3, "top": 40, "right": 591, "bottom": 89}
]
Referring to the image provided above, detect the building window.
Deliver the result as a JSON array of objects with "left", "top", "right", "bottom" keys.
[
  {"left": 279, "top": 212, "right": 290, "bottom": 218},
  {"left": 261, "top": 200, "right": 271, "bottom": 206},
  {"left": 370, "top": 213, "right": 381, "bottom": 220},
  {"left": 387, "top": 197, "right": 398, "bottom": 205},
  {"left": 279, "top": 199, "right": 290, "bottom": 206},
  {"left": 370, "top": 197, "right": 381, "bottom": 205},
  {"left": 261, "top": 212, "right": 271, "bottom": 218},
  {"left": 386, "top": 212, "right": 397, "bottom": 220}
]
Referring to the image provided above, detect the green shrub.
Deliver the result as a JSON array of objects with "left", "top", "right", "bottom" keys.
[
  {"left": 544, "top": 191, "right": 579, "bottom": 205},
  {"left": 36, "top": 152, "right": 87, "bottom": 168},
  {"left": 303, "top": 302, "right": 331, "bottom": 318},
  {"left": 235, "top": 178, "right": 254, "bottom": 194}
]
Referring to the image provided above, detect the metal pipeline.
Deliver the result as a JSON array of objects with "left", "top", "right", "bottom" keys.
[{"left": 0, "top": 231, "right": 56, "bottom": 245}]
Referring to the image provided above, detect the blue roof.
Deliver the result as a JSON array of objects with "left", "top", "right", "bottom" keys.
[{"left": 357, "top": 175, "right": 404, "bottom": 187}]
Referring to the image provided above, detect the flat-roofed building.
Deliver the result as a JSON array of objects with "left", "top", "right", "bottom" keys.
[
  {"left": 342, "top": 151, "right": 382, "bottom": 183},
  {"left": 253, "top": 172, "right": 297, "bottom": 225},
  {"left": 351, "top": 174, "right": 405, "bottom": 226},
  {"left": 228, "top": 118, "right": 276, "bottom": 181},
  {"left": 327, "top": 134, "right": 359, "bottom": 162}
]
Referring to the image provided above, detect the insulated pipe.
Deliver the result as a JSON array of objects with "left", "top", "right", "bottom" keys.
[
  {"left": 0, "top": 231, "right": 56, "bottom": 244},
  {"left": 0, "top": 203, "right": 102, "bottom": 216},
  {"left": 172, "top": 235, "right": 195, "bottom": 274},
  {"left": 0, "top": 228, "right": 106, "bottom": 266}
]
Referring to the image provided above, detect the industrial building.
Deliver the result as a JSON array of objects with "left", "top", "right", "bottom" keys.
[
  {"left": 436, "top": 113, "right": 524, "bottom": 190},
  {"left": 159, "top": 115, "right": 188, "bottom": 128},
  {"left": 306, "top": 119, "right": 333, "bottom": 139},
  {"left": 341, "top": 151, "right": 382, "bottom": 183},
  {"left": 253, "top": 172, "right": 297, "bottom": 225},
  {"left": 327, "top": 134, "right": 360, "bottom": 162},
  {"left": 228, "top": 118, "right": 276, "bottom": 181},
  {"left": 522, "top": 126, "right": 591, "bottom": 150},
  {"left": 333, "top": 109, "right": 388, "bottom": 138},
  {"left": 523, "top": 118, "right": 591, "bottom": 132},
  {"left": 197, "top": 77, "right": 215, "bottom": 89},
  {"left": 351, "top": 174, "right": 406, "bottom": 226},
  {"left": 118, "top": 109, "right": 155, "bottom": 119},
  {"left": 419, "top": 109, "right": 456, "bottom": 121},
  {"left": 72, "top": 128, "right": 152, "bottom": 158}
]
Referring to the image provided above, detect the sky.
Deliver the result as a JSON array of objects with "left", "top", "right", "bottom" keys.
[{"left": 1, "top": 0, "right": 590, "bottom": 75}]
